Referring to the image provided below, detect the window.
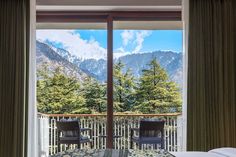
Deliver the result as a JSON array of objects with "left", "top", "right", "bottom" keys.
[{"left": 36, "top": 11, "right": 183, "bottom": 152}]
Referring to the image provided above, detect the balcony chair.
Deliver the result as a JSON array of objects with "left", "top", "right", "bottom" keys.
[
  {"left": 130, "top": 119, "right": 165, "bottom": 149},
  {"left": 56, "top": 120, "right": 92, "bottom": 152}
]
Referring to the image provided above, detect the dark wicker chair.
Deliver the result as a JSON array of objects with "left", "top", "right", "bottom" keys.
[
  {"left": 56, "top": 120, "right": 92, "bottom": 152},
  {"left": 130, "top": 119, "right": 165, "bottom": 149}
]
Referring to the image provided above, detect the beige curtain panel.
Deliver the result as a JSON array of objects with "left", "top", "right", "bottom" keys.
[
  {"left": 187, "top": 0, "right": 236, "bottom": 151},
  {"left": 0, "top": 0, "right": 30, "bottom": 157}
]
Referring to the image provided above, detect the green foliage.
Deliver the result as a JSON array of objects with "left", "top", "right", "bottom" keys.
[
  {"left": 133, "top": 58, "right": 182, "bottom": 113},
  {"left": 113, "top": 60, "right": 136, "bottom": 112},
  {"left": 82, "top": 77, "right": 107, "bottom": 113},
  {"left": 37, "top": 59, "right": 182, "bottom": 114},
  {"left": 37, "top": 65, "right": 88, "bottom": 114}
]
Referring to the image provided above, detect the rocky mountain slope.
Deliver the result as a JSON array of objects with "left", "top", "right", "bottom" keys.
[
  {"left": 36, "top": 40, "right": 87, "bottom": 81},
  {"left": 36, "top": 40, "right": 183, "bottom": 87}
]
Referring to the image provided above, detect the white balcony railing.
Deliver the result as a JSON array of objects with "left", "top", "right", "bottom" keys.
[{"left": 38, "top": 113, "right": 183, "bottom": 156}]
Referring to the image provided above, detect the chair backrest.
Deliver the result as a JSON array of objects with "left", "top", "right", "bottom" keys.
[
  {"left": 56, "top": 120, "right": 81, "bottom": 138},
  {"left": 139, "top": 119, "right": 165, "bottom": 138},
  {"left": 56, "top": 120, "right": 80, "bottom": 131}
]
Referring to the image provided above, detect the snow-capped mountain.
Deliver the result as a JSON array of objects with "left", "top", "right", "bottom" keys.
[{"left": 36, "top": 40, "right": 183, "bottom": 87}]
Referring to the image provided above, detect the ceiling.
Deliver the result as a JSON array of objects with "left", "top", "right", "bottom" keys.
[{"left": 36, "top": 0, "right": 182, "bottom": 29}]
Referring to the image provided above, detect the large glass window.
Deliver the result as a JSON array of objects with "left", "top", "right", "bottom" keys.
[
  {"left": 36, "top": 29, "right": 108, "bottom": 114},
  {"left": 36, "top": 17, "right": 183, "bottom": 153},
  {"left": 113, "top": 29, "right": 183, "bottom": 114},
  {"left": 36, "top": 28, "right": 109, "bottom": 153},
  {"left": 111, "top": 27, "right": 183, "bottom": 150}
]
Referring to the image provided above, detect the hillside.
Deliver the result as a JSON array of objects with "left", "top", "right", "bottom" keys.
[
  {"left": 36, "top": 40, "right": 87, "bottom": 81},
  {"left": 36, "top": 40, "right": 183, "bottom": 87}
]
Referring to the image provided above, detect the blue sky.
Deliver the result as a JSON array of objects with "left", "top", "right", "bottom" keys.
[
  {"left": 37, "top": 29, "right": 182, "bottom": 59},
  {"left": 75, "top": 30, "right": 182, "bottom": 52}
]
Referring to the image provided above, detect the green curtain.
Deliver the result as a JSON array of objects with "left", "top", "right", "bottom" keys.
[
  {"left": 0, "top": 0, "right": 30, "bottom": 156},
  {"left": 187, "top": 0, "right": 236, "bottom": 151}
]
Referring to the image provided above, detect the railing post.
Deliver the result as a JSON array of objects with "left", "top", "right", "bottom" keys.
[
  {"left": 38, "top": 114, "right": 49, "bottom": 157},
  {"left": 177, "top": 115, "right": 184, "bottom": 151}
]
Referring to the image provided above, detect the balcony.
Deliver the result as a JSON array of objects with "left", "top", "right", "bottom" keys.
[{"left": 38, "top": 113, "right": 183, "bottom": 156}]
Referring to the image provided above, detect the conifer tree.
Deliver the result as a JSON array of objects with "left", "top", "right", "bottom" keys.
[
  {"left": 113, "top": 60, "right": 136, "bottom": 112},
  {"left": 37, "top": 65, "right": 89, "bottom": 114},
  {"left": 82, "top": 77, "right": 107, "bottom": 113},
  {"left": 134, "top": 58, "right": 182, "bottom": 113}
]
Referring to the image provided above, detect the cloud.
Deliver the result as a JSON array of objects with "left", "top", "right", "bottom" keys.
[
  {"left": 133, "top": 30, "right": 152, "bottom": 53},
  {"left": 36, "top": 29, "right": 152, "bottom": 60},
  {"left": 121, "top": 30, "right": 134, "bottom": 46},
  {"left": 119, "top": 30, "right": 152, "bottom": 54},
  {"left": 113, "top": 47, "right": 130, "bottom": 58},
  {"left": 36, "top": 30, "right": 107, "bottom": 60}
]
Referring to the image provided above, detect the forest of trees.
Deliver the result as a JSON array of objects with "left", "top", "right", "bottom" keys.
[{"left": 37, "top": 59, "right": 182, "bottom": 114}]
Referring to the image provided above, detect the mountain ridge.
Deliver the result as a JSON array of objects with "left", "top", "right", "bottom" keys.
[
  {"left": 36, "top": 40, "right": 87, "bottom": 81},
  {"left": 36, "top": 40, "right": 183, "bottom": 87}
]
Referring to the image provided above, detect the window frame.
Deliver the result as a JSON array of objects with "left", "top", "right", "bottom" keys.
[{"left": 36, "top": 11, "right": 182, "bottom": 148}]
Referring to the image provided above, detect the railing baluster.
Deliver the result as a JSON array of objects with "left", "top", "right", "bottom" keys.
[
  {"left": 52, "top": 117, "right": 54, "bottom": 154},
  {"left": 94, "top": 117, "right": 96, "bottom": 149},
  {"left": 173, "top": 117, "right": 176, "bottom": 151},
  {"left": 104, "top": 116, "right": 107, "bottom": 148},
  {"left": 167, "top": 116, "right": 170, "bottom": 151}
]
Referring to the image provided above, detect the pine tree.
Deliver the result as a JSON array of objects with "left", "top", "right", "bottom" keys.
[
  {"left": 113, "top": 60, "right": 136, "bottom": 112},
  {"left": 37, "top": 65, "right": 89, "bottom": 114},
  {"left": 134, "top": 58, "right": 182, "bottom": 113},
  {"left": 82, "top": 77, "right": 107, "bottom": 113}
]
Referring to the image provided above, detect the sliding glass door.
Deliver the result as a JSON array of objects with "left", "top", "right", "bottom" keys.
[
  {"left": 36, "top": 23, "right": 109, "bottom": 153},
  {"left": 112, "top": 21, "right": 183, "bottom": 150},
  {"left": 36, "top": 12, "right": 183, "bottom": 153}
]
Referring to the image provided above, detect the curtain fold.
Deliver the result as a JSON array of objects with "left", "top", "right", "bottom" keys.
[
  {"left": 0, "top": 0, "right": 31, "bottom": 156},
  {"left": 187, "top": 0, "right": 236, "bottom": 151}
]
